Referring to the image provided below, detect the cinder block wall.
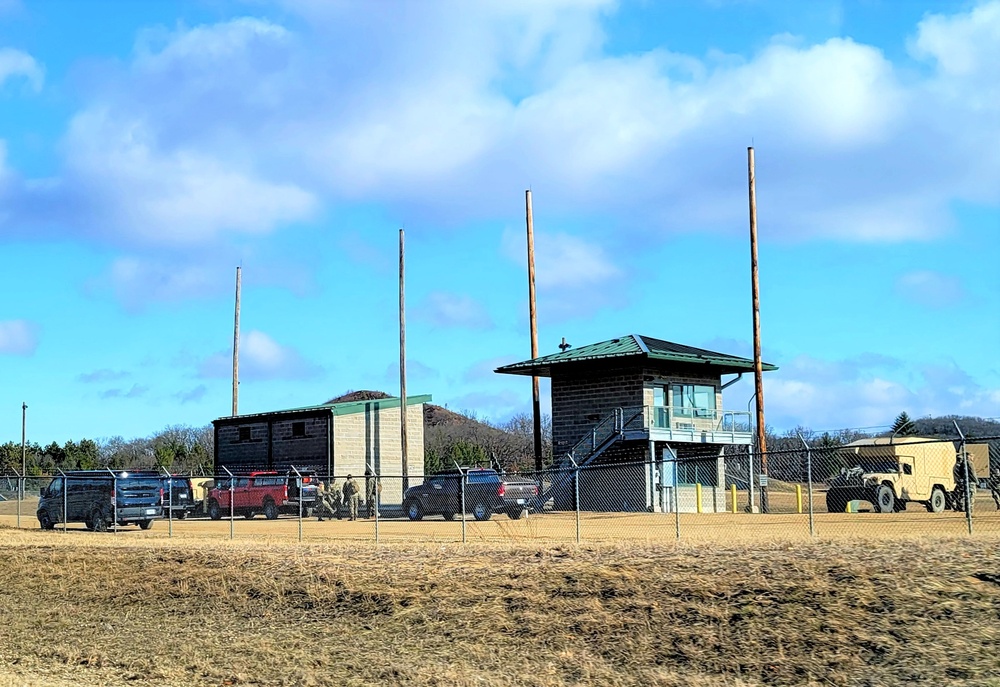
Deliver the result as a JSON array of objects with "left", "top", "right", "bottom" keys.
[
  {"left": 333, "top": 403, "right": 425, "bottom": 505},
  {"left": 551, "top": 365, "right": 645, "bottom": 458}
]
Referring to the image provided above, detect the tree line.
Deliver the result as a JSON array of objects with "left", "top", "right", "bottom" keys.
[{"left": 0, "top": 425, "right": 214, "bottom": 476}]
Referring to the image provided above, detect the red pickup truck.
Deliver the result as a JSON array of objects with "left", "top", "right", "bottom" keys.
[{"left": 207, "top": 471, "right": 319, "bottom": 520}]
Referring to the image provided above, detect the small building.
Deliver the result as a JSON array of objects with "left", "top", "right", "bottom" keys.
[
  {"left": 496, "top": 335, "right": 777, "bottom": 512},
  {"left": 212, "top": 394, "right": 429, "bottom": 506}
]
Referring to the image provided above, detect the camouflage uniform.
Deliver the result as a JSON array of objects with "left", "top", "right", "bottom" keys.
[
  {"left": 343, "top": 476, "right": 361, "bottom": 521},
  {"left": 316, "top": 482, "right": 339, "bottom": 521},
  {"left": 365, "top": 469, "right": 381, "bottom": 519},
  {"left": 952, "top": 454, "right": 978, "bottom": 512},
  {"left": 988, "top": 473, "right": 1000, "bottom": 511}
]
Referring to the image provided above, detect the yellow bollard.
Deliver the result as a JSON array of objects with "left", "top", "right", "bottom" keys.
[
  {"left": 845, "top": 500, "right": 853, "bottom": 514},
  {"left": 695, "top": 483, "right": 703, "bottom": 513},
  {"left": 795, "top": 484, "right": 803, "bottom": 514},
  {"left": 731, "top": 483, "right": 737, "bottom": 514}
]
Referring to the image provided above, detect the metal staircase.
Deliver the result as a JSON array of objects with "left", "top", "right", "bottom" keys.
[{"left": 538, "top": 407, "right": 646, "bottom": 507}]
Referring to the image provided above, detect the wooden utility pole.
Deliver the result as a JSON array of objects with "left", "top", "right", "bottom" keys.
[
  {"left": 399, "top": 229, "right": 409, "bottom": 490},
  {"left": 21, "top": 402, "right": 26, "bottom": 497},
  {"left": 526, "top": 190, "right": 542, "bottom": 474},
  {"left": 232, "top": 266, "right": 241, "bottom": 417},
  {"left": 748, "top": 147, "right": 769, "bottom": 513}
]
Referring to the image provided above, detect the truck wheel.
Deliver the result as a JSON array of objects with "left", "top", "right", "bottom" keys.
[
  {"left": 927, "top": 487, "right": 946, "bottom": 513},
  {"left": 874, "top": 485, "right": 895, "bottom": 513},
  {"left": 263, "top": 501, "right": 279, "bottom": 520},
  {"left": 405, "top": 500, "right": 423, "bottom": 521},
  {"left": 89, "top": 509, "right": 108, "bottom": 532},
  {"left": 472, "top": 502, "right": 492, "bottom": 521},
  {"left": 138, "top": 520, "right": 153, "bottom": 530},
  {"left": 208, "top": 500, "right": 221, "bottom": 521},
  {"left": 441, "top": 510, "right": 455, "bottom": 521},
  {"left": 244, "top": 510, "right": 256, "bottom": 519},
  {"left": 176, "top": 510, "right": 187, "bottom": 520},
  {"left": 38, "top": 511, "right": 55, "bottom": 530},
  {"left": 825, "top": 492, "right": 848, "bottom": 513},
  {"left": 506, "top": 508, "right": 526, "bottom": 520}
]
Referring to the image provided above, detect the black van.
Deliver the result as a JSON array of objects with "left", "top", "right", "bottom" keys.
[{"left": 37, "top": 470, "right": 164, "bottom": 531}]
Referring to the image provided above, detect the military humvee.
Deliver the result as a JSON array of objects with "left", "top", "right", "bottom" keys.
[{"left": 826, "top": 437, "right": 957, "bottom": 513}]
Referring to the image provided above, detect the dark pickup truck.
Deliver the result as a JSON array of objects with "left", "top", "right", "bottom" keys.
[{"left": 402, "top": 468, "right": 539, "bottom": 521}]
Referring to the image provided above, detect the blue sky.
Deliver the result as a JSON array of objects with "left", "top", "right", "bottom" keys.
[{"left": 1, "top": 0, "right": 998, "bottom": 444}]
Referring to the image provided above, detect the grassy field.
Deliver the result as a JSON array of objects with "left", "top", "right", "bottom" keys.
[{"left": 2, "top": 526, "right": 1000, "bottom": 686}]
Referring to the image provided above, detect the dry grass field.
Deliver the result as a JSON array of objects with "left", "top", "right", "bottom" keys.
[{"left": 2, "top": 522, "right": 1000, "bottom": 687}]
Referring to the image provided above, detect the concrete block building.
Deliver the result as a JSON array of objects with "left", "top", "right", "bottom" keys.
[
  {"left": 212, "top": 394, "right": 429, "bottom": 506},
  {"left": 496, "top": 335, "right": 777, "bottom": 512}
]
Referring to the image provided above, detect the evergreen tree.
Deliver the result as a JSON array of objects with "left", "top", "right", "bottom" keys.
[{"left": 891, "top": 412, "right": 915, "bottom": 436}]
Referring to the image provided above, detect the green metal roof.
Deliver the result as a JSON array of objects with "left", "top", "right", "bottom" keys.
[
  {"left": 213, "top": 394, "right": 432, "bottom": 424},
  {"left": 495, "top": 335, "right": 778, "bottom": 377}
]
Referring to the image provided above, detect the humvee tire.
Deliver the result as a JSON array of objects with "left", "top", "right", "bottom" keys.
[
  {"left": 927, "top": 487, "right": 946, "bottom": 513},
  {"left": 874, "top": 484, "right": 896, "bottom": 513},
  {"left": 826, "top": 492, "right": 847, "bottom": 513}
]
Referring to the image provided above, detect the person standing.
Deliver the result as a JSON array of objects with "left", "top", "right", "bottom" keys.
[
  {"left": 343, "top": 474, "right": 361, "bottom": 521},
  {"left": 953, "top": 452, "right": 978, "bottom": 512},
  {"left": 365, "top": 467, "right": 381, "bottom": 519}
]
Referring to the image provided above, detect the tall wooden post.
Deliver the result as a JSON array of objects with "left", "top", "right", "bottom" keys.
[
  {"left": 748, "top": 147, "right": 769, "bottom": 513},
  {"left": 232, "top": 266, "right": 241, "bottom": 417},
  {"left": 526, "top": 190, "right": 542, "bottom": 473},
  {"left": 399, "top": 229, "right": 409, "bottom": 490},
  {"left": 21, "top": 402, "right": 26, "bottom": 496}
]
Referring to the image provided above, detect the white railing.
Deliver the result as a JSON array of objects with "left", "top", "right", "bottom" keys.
[{"left": 617, "top": 406, "right": 752, "bottom": 442}]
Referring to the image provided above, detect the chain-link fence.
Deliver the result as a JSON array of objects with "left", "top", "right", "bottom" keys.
[{"left": 2, "top": 433, "right": 999, "bottom": 543}]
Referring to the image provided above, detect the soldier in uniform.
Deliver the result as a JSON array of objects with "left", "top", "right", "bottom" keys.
[
  {"left": 364, "top": 467, "right": 381, "bottom": 519},
  {"left": 343, "top": 474, "right": 361, "bottom": 521},
  {"left": 316, "top": 481, "right": 338, "bottom": 521},
  {"left": 952, "top": 452, "right": 978, "bottom": 512},
  {"left": 988, "top": 471, "right": 1000, "bottom": 511}
]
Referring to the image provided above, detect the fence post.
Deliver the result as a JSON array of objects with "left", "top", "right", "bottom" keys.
[
  {"left": 13, "top": 468, "right": 21, "bottom": 529},
  {"left": 291, "top": 466, "right": 303, "bottom": 543},
  {"left": 159, "top": 467, "right": 172, "bottom": 538},
  {"left": 57, "top": 469, "right": 66, "bottom": 533},
  {"left": 222, "top": 466, "right": 234, "bottom": 541},
  {"left": 953, "top": 420, "right": 973, "bottom": 535},
  {"left": 747, "top": 447, "right": 756, "bottom": 514},
  {"left": 568, "top": 456, "right": 580, "bottom": 544},
  {"left": 372, "top": 463, "right": 380, "bottom": 545},
  {"left": 797, "top": 433, "right": 815, "bottom": 538},
  {"left": 454, "top": 461, "right": 466, "bottom": 544},
  {"left": 673, "top": 457, "right": 680, "bottom": 540},
  {"left": 110, "top": 470, "right": 119, "bottom": 535}
]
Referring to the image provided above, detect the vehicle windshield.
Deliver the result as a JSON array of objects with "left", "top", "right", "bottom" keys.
[{"left": 854, "top": 449, "right": 898, "bottom": 474}]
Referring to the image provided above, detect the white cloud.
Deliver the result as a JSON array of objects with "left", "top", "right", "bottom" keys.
[
  {"left": 1, "top": 2, "right": 999, "bottom": 249},
  {"left": 0, "top": 48, "right": 42, "bottom": 91},
  {"left": 502, "top": 228, "right": 622, "bottom": 320},
  {"left": 760, "top": 355, "right": 1000, "bottom": 431},
  {"left": 895, "top": 270, "right": 965, "bottom": 309},
  {"left": 198, "top": 330, "right": 322, "bottom": 381},
  {"left": 414, "top": 292, "right": 494, "bottom": 330},
  {"left": 0, "top": 319, "right": 38, "bottom": 355}
]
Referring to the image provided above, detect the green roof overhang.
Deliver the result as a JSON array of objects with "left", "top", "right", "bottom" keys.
[{"left": 495, "top": 335, "right": 777, "bottom": 378}]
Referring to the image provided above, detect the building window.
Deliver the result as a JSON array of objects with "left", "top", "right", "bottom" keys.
[
  {"left": 238, "top": 427, "right": 252, "bottom": 442},
  {"left": 671, "top": 384, "right": 717, "bottom": 417},
  {"left": 292, "top": 421, "right": 306, "bottom": 438}
]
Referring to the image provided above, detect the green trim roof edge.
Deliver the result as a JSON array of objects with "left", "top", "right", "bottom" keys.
[
  {"left": 213, "top": 394, "right": 432, "bottom": 424},
  {"left": 495, "top": 334, "right": 778, "bottom": 376}
]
